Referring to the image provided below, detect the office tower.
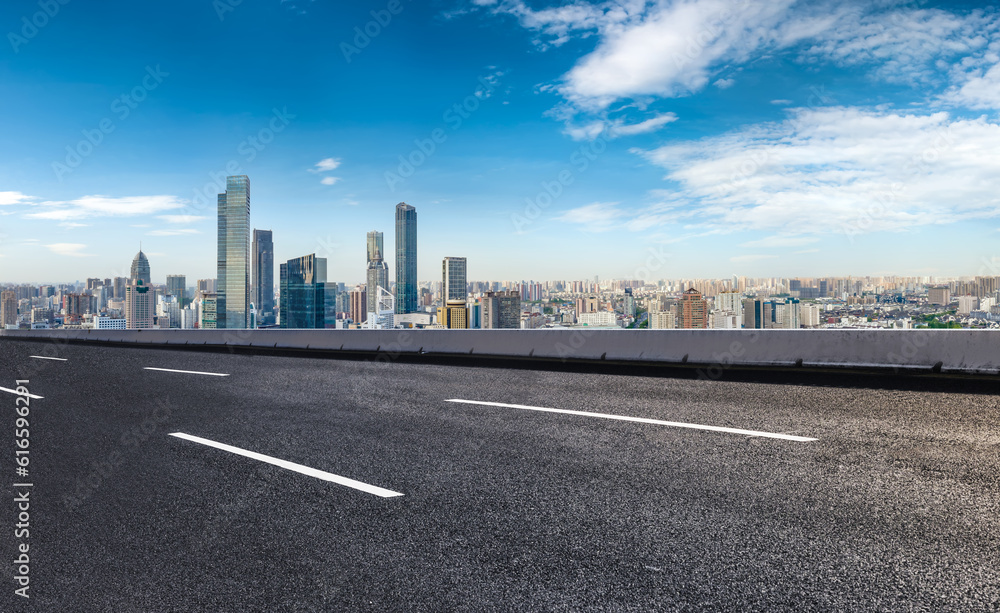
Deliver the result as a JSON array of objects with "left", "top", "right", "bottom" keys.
[
  {"left": 366, "top": 230, "right": 389, "bottom": 317},
  {"left": 349, "top": 287, "right": 367, "bottom": 324},
  {"left": 125, "top": 279, "right": 154, "bottom": 329},
  {"left": 199, "top": 293, "right": 218, "bottom": 329},
  {"left": 395, "top": 202, "right": 417, "bottom": 314},
  {"left": 252, "top": 229, "right": 275, "bottom": 325},
  {"left": 442, "top": 257, "right": 467, "bottom": 302},
  {"left": 681, "top": 288, "right": 708, "bottom": 329},
  {"left": 438, "top": 301, "right": 469, "bottom": 329},
  {"left": 1, "top": 291, "right": 16, "bottom": 327},
  {"left": 217, "top": 175, "right": 251, "bottom": 329},
  {"left": 166, "top": 275, "right": 186, "bottom": 303},
  {"left": 130, "top": 250, "right": 151, "bottom": 285},
  {"left": 481, "top": 291, "right": 521, "bottom": 329},
  {"left": 279, "top": 253, "right": 327, "bottom": 329},
  {"left": 113, "top": 277, "right": 128, "bottom": 301}
]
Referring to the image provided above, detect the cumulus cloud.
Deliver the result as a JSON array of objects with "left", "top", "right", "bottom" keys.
[
  {"left": 0, "top": 191, "right": 35, "bottom": 206},
  {"left": 311, "top": 157, "right": 342, "bottom": 172},
  {"left": 634, "top": 107, "right": 1000, "bottom": 235}
]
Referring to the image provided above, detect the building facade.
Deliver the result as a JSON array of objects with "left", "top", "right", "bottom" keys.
[
  {"left": 217, "top": 175, "right": 251, "bottom": 329},
  {"left": 442, "top": 257, "right": 467, "bottom": 302},
  {"left": 0, "top": 291, "right": 16, "bottom": 327},
  {"left": 166, "top": 275, "right": 186, "bottom": 303},
  {"left": 481, "top": 291, "right": 521, "bottom": 329},
  {"left": 252, "top": 229, "right": 275, "bottom": 326},
  {"left": 130, "top": 251, "right": 151, "bottom": 285},
  {"left": 125, "top": 279, "right": 154, "bottom": 329},
  {"left": 366, "top": 230, "right": 389, "bottom": 318},
  {"left": 680, "top": 288, "right": 708, "bottom": 329},
  {"left": 395, "top": 202, "right": 417, "bottom": 314},
  {"left": 279, "top": 253, "right": 327, "bottom": 329}
]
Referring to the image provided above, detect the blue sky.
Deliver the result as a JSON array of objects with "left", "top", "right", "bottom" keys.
[{"left": 1, "top": 0, "right": 999, "bottom": 284}]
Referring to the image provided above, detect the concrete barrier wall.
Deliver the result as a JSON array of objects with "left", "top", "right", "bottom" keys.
[{"left": 2, "top": 328, "right": 998, "bottom": 375}]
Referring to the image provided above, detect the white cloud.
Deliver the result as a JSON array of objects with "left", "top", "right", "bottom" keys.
[
  {"left": 58, "top": 222, "right": 89, "bottom": 229},
  {"left": 635, "top": 107, "right": 1000, "bottom": 235},
  {"left": 0, "top": 191, "right": 35, "bottom": 206},
  {"left": 25, "top": 195, "right": 186, "bottom": 221},
  {"left": 147, "top": 229, "right": 200, "bottom": 236},
  {"left": 311, "top": 157, "right": 342, "bottom": 172},
  {"left": 320, "top": 176, "right": 341, "bottom": 186},
  {"left": 45, "top": 243, "right": 92, "bottom": 257},
  {"left": 713, "top": 78, "right": 735, "bottom": 89},
  {"left": 565, "top": 112, "right": 678, "bottom": 140},
  {"left": 555, "top": 202, "right": 626, "bottom": 231},
  {"left": 158, "top": 215, "right": 207, "bottom": 224},
  {"left": 770, "top": 99, "right": 793, "bottom": 105}
]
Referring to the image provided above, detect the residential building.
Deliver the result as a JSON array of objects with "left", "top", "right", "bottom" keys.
[
  {"left": 680, "top": 288, "right": 708, "bottom": 329},
  {"left": 481, "top": 291, "right": 521, "bottom": 329},
  {"left": 1, "top": 291, "right": 16, "bottom": 327}
]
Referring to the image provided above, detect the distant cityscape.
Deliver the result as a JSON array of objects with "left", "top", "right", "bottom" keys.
[{"left": 1, "top": 174, "right": 996, "bottom": 332}]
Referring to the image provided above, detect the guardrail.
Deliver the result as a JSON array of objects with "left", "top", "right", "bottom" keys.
[{"left": 2, "top": 328, "right": 998, "bottom": 376}]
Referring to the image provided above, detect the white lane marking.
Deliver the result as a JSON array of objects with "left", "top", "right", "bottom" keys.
[
  {"left": 168, "top": 433, "right": 404, "bottom": 498},
  {"left": 445, "top": 399, "right": 818, "bottom": 442},
  {"left": 29, "top": 355, "right": 67, "bottom": 361},
  {"left": 144, "top": 367, "right": 229, "bottom": 377},
  {"left": 0, "top": 387, "right": 43, "bottom": 400}
]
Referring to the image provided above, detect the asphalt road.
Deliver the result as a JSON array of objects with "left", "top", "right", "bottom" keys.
[{"left": 1, "top": 338, "right": 999, "bottom": 612}]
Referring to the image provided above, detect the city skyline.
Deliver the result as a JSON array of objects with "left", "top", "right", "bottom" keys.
[{"left": 1, "top": 2, "right": 998, "bottom": 283}]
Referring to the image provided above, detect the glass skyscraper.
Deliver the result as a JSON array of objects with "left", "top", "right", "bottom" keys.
[
  {"left": 252, "top": 229, "right": 274, "bottom": 326},
  {"left": 217, "top": 175, "right": 251, "bottom": 329},
  {"left": 279, "top": 253, "right": 326, "bottom": 329},
  {"left": 395, "top": 202, "right": 417, "bottom": 314}
]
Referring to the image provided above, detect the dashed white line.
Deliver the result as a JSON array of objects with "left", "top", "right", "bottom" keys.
[
  {"left": 168, "top": 432, "right": 404, "bottom": 498},
  {"left": 144, "top": 367, "right": 229, "bottom": 377},
  {"left": 445, "top": 399, "right": 817, "bottom": 442},
  {"left": 0, "top": 387, "right": 43, "bottom": 400},
  {"left": 29, "top": 356, "right": 67, "bottom": 361}
]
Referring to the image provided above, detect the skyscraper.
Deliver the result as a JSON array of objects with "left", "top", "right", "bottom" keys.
[
  {"left": 130, "top": 250, "right": 151, "bottom": 285},
  {"left": 279, "top": 253, "right": 326, "bottom": 329},
  {"left": 252, "top": 229, "right": 275, "bottom": 325},
  {"left": 125, "top": 279, "right": 154, "bottom": 329},
  {"left": 349, "top": 286, "right": 367, "bottom": 325},
  {"left": 1, "top": 291, "right": 17, "bottom": 327},
  {"left": 395, "top": 202, "right": 417, "bottom": 314},
  {"left": 166, "top": 275, "right": 186, "bottom": 304},
  {"left": 442, "top": 257, "right": 467, "bottom": 302},
  {"left": 217, "top": 175, "right": 251, "bottom": 329},
  {"left": 680, "top": 288, "right": 708, "bottom": 329},
  {"left": 366, "top": 230, "right": 388, "bottom": 318}
]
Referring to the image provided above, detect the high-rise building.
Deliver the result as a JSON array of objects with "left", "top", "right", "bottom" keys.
[
  {"left": 252, "top": 229, "right": 275, "bottom": 325},
  {"left": 349, "top": 286, "right": 367, "bottom": 325},
  {"left": 217, "top": 175, "right": 251, "bottom": 329},
  {"left": 125, "top": 279, "right": 154, "bottom": 329},
  {"left": 113, "top": 277, "right": 128, "bottom": 301},
  {"left": 481, "top": 291, "right": 521, "bottom": 329},
  {"left": 928, "top": 287, "right": 951, "bottom": 305},
  {"left": 199, "top": 293, "right": 218, "bottom": 329},
  {"left": 395, "top": 202, "right": 417, "bottom": 314},
  {"left": 197, "top": 278, "right": 217, "bottom": 295},
  {"left": 366, "top": 230, "right": 389, "bottom": 318},
  {"left": 130, "top": 251, "right": 151, "bottom": 285},
  {"left": 623, "top": 288, "right": 635, "bottom": 317},
  {"left": 166, "top": 275, "right": 186, "bottom": 304},
  {"left": 438, "top": 300, "right": 469, "bottom": 329},
  {"left": 442, "top": 257, "right": 467, "bottom": 302},
  {"left": 1, "top": 291, "right": 16, "bottom": 327},
  {"left": 279, "top": 253, "right": 327, "bottom": 329},
  {"left": 680, "top": 288, "right": 708, "bottom": 329}
]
